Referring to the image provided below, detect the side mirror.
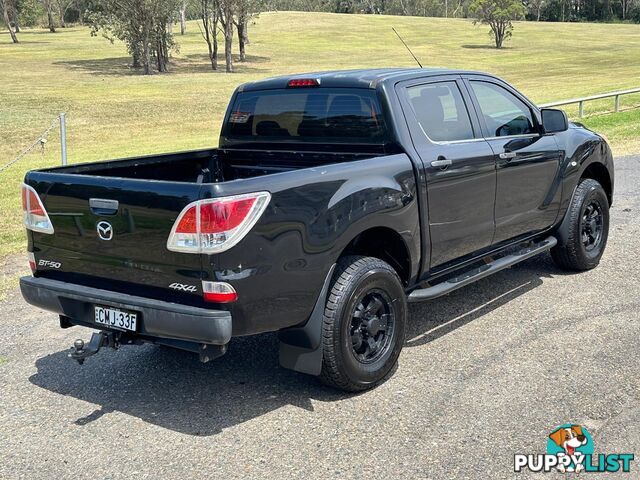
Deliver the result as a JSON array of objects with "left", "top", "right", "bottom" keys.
[{"left": 541, "top": 108, "right": 568, "bottom": 133}]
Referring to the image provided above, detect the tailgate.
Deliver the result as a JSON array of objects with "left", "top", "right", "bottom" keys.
[{"left": 25, "top": 171, "right": 205, "bottom": 303}]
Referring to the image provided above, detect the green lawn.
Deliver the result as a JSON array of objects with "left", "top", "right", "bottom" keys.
[{"left": 1, "top": 12, "right": 640, "bottom": 261}]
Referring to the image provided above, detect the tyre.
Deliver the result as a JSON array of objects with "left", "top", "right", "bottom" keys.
[
  {"left": 551, "top": 178, "right": 610, "bottom": 271},
  {"left": 320, "top": 256, "right": 407, "bottom": 392}
]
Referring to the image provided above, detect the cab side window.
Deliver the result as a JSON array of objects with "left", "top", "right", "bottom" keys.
[
  {"left": 408, "top": 82, "right": 475, "bottom": 142},
  {"left": 469, "top": 81, "right": 536, "bottom": 137}
]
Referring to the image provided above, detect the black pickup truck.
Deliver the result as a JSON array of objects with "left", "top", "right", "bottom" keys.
[{"left": 20, "top": 68, "right": 614, "bottom": 391}]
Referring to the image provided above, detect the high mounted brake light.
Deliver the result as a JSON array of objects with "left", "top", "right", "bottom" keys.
[
  {"left": 21, "top": 184, "right": 54, "bottom": 234},
  {"left": 287, "top": 78, "right": 320, "bottom": 88},
  {"left": 167, "top": 192, "right": 271, "bottom": 254}
]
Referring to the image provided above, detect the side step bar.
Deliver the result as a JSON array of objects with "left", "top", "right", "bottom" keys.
[{"left": 408, "top": 236, "right": 557, "bottom": 303}]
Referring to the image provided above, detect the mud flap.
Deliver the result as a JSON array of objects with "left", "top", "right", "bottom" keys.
[{"left": 278, "top": 264, "right": 336, "bottom": 376}]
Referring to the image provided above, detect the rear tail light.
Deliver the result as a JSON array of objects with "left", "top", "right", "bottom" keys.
[
  {"left": 167, "top": 192, "right": 271, "bottom": 254},
  {"left": 28, "top": 252, "right": 36, "bottom": 273},
  {"left": 202, "top": 281, "right": 237, "bottom": 303},
  {"left": 21, "top": 184, "right": 54, "bottom": 234}
]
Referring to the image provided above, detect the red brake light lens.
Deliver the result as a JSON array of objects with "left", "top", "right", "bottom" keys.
[
  {"left": 174, "top": 205, "right": 198, "bottom": 234},
  {"left": 200, "top": 197, "right": 256, "bottom": 234},
  {"left": 167, "top": 192, "right": 271, "bottom": 254},
  {"left": 21, "top": 184, "right": 54, "bottom": 234},
  {"left": 287, "top": 78, "right": 320, "bottom": 88}
]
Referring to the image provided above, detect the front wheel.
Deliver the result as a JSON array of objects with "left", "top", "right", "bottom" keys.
[
  {"left": 320, "top": 256, "right": 407, "bottom": 392},
  {"left": 551, "top": 178, "right": 610, "bottom": 271}
]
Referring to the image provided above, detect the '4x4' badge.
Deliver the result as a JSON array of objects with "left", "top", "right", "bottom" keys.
[{"left": 169, "top": 283, "right": 197, "bottom": 292}]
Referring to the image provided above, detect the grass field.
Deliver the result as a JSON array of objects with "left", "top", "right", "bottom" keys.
[{"left": 1, "top": 12, "right": 640, "bottom": 263}]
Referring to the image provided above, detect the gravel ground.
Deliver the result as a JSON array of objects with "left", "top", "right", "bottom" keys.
[{"left": 1, "top": 157, "right": 639, "bottom": 480}]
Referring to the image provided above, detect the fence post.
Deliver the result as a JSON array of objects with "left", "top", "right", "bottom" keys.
[
  {"left": 578, "top": 101, "right": 584, "bottom": 118},
  {"left": 59, "top": 113, "right": 67, "bottom": 166},
  {"left": 615, "top": 95, "right": 620, "bottom": 112}
]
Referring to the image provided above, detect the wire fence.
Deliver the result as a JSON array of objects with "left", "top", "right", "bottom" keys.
[
  {"left": 1, "top": 88, "right": 638, "bottom": 176},
  {"left": 0, "top": 115, "right": 62, "bottom": 174}
]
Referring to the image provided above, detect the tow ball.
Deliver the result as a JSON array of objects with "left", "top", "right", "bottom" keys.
[{"left": 68, "top": 331, "right": 119, "bottom": 365}]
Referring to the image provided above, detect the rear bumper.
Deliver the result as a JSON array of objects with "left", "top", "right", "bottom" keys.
[{"left": 20, "top": 276, "right": 232, "bottom": 345}]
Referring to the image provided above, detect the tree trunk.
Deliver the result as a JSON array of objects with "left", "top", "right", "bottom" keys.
[
  {"left": 224, "top": 22, "right": 233, "bottom": 72},
  {"left": 212, "top": 32, "right": 218, "bottom": 70},
  {"left": 536, "top": 4, "right": 542, "bottom": 20},
  {"left": 46, "top": 1, "right": 56, "bottom": 32},
  {"left": 223, "top": 3, "right": 233, "bottom": 72},
  {"left": 142, "top": 26, "right": 151, "bottom": 74},
  {"left": 205, "top": 35, "right": 214, "bottom": 69},
  {"left": 156, "top": 41, "right": 163, "bottom": 72},
  {"left": 156, "top": 34, "right": 168, "bottom": 72},
  {"left": 237, "top": 15, "right": 246, "bottom": 62},
  {"left": 1, "top": 0, "right": 18, "bottom": 43},
  {"left": 180, "top": 2, "right": 186, "bottom": 35},
  {"left": 201, "top": 0, "right": 218, "bottom": 70},
  {"left": 493, "top": 23, "right": 503, "bottom": 48},
  {"left": 58, "top": 3, "right": 66, "bottom": 27},
  {"left": 132, "top": 48, "right": 141, "bottom": 68},
  {"left": 12, "top": 8, "right": 20, "bottom": 32}
]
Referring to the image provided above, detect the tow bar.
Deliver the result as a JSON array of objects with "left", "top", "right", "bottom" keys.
[{"left": 68, "top": 331, "right": 119, "bottom": 365}]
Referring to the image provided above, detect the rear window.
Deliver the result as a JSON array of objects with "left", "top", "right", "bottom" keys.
[{"left": 223, "top": 88, "right": 387, "bottom": 144}]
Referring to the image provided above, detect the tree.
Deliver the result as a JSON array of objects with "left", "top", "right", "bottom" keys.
[
  {"left": 55, "top": 0, "right": 76, "bottom": 27},
  {"left": 179, "top": 0, "right": 187, "bottom": 33},
  {"left": 41, "top": 0, "right": 56, "bottom": 31},
  {"left": 470, "top": 0, "right": 526, "bottom": 48},
  {"left": 218, "top": 0, "right": 234, "bottom": 72},
  {"left": 200, "top": 0, "right": 219, "bottom": 69},
  {"left": 619, "top": 0, "right": 633, "bottom": 18},
  {"left": 1, "top": 0, "right": 19, "bottom": 42},
  {"left": 87, "top": 0, "right": 180, "bottom": 74},
  {"left": 13, "top": 0, "right": 40, "bottom": 28},
  {"left": 234, "top": 0, "right": 253, "bottom": 61},
  {"left": 8, "top": 0, "right": 20, "bottom": 31},
  {"left": 525, "top": 0, "right": 544, "bottom": 19}
]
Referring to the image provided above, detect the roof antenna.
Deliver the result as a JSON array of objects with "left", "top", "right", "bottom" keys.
[{"left": 392, "top": 27, "right": 423, "bottom": 68}]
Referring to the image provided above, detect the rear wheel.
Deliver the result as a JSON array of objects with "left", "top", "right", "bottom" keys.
[
  {"left": 551, "top": 178, "right": 610, "bottom": 271},
  {"left": 320, "top": 256, "right": 407, "bottom": 392}
]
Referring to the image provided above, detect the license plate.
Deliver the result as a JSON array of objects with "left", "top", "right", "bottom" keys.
[{"left": 94, "top": 306, "right": 137, "bottom": 332}]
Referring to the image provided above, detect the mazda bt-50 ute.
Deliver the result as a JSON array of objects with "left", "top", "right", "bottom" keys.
[{"left": 20, "top": 69, "right": 614, "bottom": 391}]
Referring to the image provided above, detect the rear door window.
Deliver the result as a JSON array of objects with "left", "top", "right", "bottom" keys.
[
  {"left": 224, "top": 88, "right": 387, "bottom": 144},
  {"left": 407, "top": 81, "right": 475, "bottom": 142}
]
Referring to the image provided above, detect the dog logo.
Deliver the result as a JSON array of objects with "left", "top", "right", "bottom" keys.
[
  {"left": 515, "top": 422, "right": 634, "bottom": 474},
  {"left": 96, "top": 221, "right": 113, "bottom": 241},
  {"left": 547, "top": 424, "right": 592, "bottom": 473}
]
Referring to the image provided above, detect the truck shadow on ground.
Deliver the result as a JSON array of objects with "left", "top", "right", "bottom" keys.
[{"left": 29, "top": 253, "right": 563, "bottom": 436}]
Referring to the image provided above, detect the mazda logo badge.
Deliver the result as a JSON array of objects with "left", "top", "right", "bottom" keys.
[{"left": 97, "top": 221, "right": 113, "bottom": 241}]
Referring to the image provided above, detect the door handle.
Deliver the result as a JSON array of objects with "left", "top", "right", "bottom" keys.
[
  {"left": 499, "top": 151, "right": 517, "bottom": 160},
  {"left": 431, "top": 158, "right": 452, "bottom": 168}
]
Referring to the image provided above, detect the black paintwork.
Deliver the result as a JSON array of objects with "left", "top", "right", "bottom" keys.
[{"left": 22, "top": 68, "right": 614, "bottom": 343}]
